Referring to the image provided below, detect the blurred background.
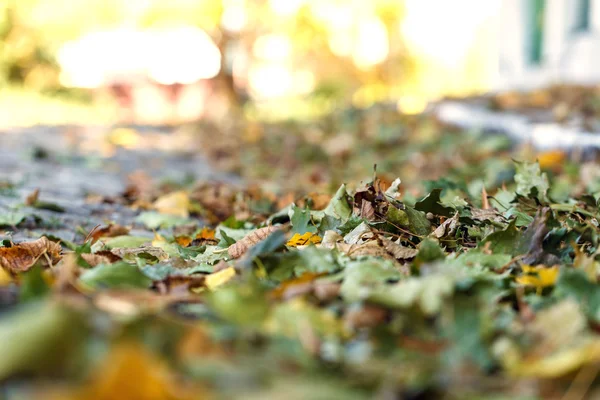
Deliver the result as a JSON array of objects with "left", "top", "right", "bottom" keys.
[{"left": 0, "top": 0, "right": 508, "bottom": 126}]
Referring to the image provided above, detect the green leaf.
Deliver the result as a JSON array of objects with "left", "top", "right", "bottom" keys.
[
  {"left": 340, "top": 258, "right": 402, "bottom": 303},
  {"left": 555, "top": 269, "right": 600, "bottom": 322},
  {"left": 414, "top": 238, "right": 445, "bottom": 267},
  {"left": 289, "top": 205, "right": 317, "bottom": 234},
  {"left": 219, "top": 230, "right": 237, "bottom": 247},
  {"left": 479, "top": 220, "right": 520, "bottom": 255},
  {"left": 19, "top": 265, "right": 50, "bottom": 302},
  {"left": 514, "top": 161, "right": 549, "bottom": 201},
  {"left": 404, "top": 206, "right": 431, "bottom": 236},
  {"left": 79, "top": 262, "right": 152, "bottom": 290},
  {"left": 323, "top": 184, "right": 352, "bottom": 223},
  {"left": 415, "top": 188, "right": 454, "bottom": 217},
  {"left": 102, "top": 235, "right": 149, "bottom": 249},
  {"left": 0, "top": 211, "right": 26, "bottom": 227}
]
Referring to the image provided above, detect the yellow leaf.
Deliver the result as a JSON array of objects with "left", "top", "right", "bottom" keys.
[
  {"left": 516, "top": 265, "right": 559, "bottom": 289},
  {"left": 286, "top": 232, "right": 322, "bottom": 247},
  {"left": 48, "top": 342, "right": 205, "bottom": 400},
  {"left": 153, "top": 191, "right": 190, "bottom": 218},
  {"left": 538, "top": 150, "right": 566, "bottom": 170},
  {"left": 0, "top": 268, "right": 12, "bottom": 286},
  {"left": 205, "top": 267, "right": 236, "bottom": 290}
]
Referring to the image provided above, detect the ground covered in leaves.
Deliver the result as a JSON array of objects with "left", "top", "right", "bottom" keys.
[{"left": 3, "top": 104, "right": 600, "bottom": 399}]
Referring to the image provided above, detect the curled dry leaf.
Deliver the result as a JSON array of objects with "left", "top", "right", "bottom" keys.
[
  {"left": 432, "top": 213, "right": 459, "bottom": 239},
  {"left": 0, "top": 236, "right": 62, "bottom": 273},
  {"left": 227, "top": 225, "right": 280, "bottom": 259}
]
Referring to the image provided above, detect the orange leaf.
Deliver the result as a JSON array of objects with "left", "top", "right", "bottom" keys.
[{"left": 196, "top": 227, "right": 216, "bottom": 241}]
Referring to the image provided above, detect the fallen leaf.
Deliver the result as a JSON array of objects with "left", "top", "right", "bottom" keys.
[
  {"left": 89, "top": 225, "right": 130, "bottom": 244},
  {"left": 56, "top": 342, "right": 204, "bottom": 400},
  {"left": 516, "top": 265, "right": 559, "bottom": 290},
  {"left": 204, "top": 266, "right": 236, "bottom": 290},
  {"left": 286, "top": 232, "right": 322, "bottom": 247},
  {"left": 153, "top": 190, "right": 190, "bottom": 218},
  {"left": 0, "top": 237, "right": 62, "bottom": 273},
  {"left": 227, "top": 225, "right": 281, "bottom": 259}
]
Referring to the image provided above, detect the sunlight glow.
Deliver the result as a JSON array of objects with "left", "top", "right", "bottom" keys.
[
  {"left": 58, "top": 26, "right": 221, "bottom": 88},
  {"left": 353, "top": 16, "right": 389, "bottom": 69}
]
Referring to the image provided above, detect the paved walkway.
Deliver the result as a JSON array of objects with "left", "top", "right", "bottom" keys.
[{"left": 0, "top": 125, "right": 235, "bottom": 241}]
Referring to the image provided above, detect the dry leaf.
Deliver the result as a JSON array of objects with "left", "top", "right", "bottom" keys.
[
  {"left": 54, "top": 342, "right": 205, "bottom": 400},
  {"left": 432, "top": 213, "right": 459, "bottom": 239},
  {"left": 80, "top": 253, "right": 117, "bottom": 267},
  {"left": 345, "top": 238, "right": 417, "bottom": 261},
  {"left": 359, "top": 199, "right": 375, "bottom": 221},
  {"left": 344, "top": 304, "right": 388, "bottom": 329},
  {"left": 0, "top": 237, "right": 62, "bottom": 273},
  {"left": 111, "top": 246, "right": 169, "bottom": 262},
  {"left": 286, "top": 232, "right": 322, "bottom": 247},
  {"left": 270, "top": 272, "right": 323, "bottom": 300},
  {"left": 227, "top": 225, "right": 280, "bottom": 259},
  {"left": 205, "top": 267, "right": 236, "bottom": 290},
  {"left": 90, "top": 224, "right": 130, "bottom": 244},
  {"left": 153, "top": 191, "right": 190, "bottom": 218},
  {"left": 196, "top": 227, "right": 216, "bottom": 241},
  {"left": 25, "top": 188, "right": 40, "bottom": 206},
  {"left": 174, "top": 235, "right": 193, "bottom": 247}
]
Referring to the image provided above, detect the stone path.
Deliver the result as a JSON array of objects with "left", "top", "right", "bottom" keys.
[{"left": 0, "top": 125, "right": 236, "bottom": 242}]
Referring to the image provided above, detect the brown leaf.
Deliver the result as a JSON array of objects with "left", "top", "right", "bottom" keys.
[
  {"left": 25, "top": 188, "right": 40, "bottom": 206},
  {"left": 432, "top": 212, "right": 459, "bottom": 239},
  {"left": 90, "top": 224, "right": 130, "bottom": 244},
  {"left": 471, "top": 208, "right": 504, "bottom": 223},
  {"left": 0, "top": 237, "right": 62, "bottom": 273},
  {"left": 227, "top": 225, "right": 280, "bottom": 259},
  {"left": 359, "top": 199, "right": 375, "bottom": 221},
  {"left": 344, "top": 304, "right": 388, "bottom": 329},
  {"left": 80, "top": 253, "right": 117, "bottom": 267}
]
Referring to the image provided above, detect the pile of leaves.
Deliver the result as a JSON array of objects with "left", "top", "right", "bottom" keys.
[
  {"left": 4, "top": 157, "right": 600, "bottom": 398},
  {"left": 188, "top": 104, "right": 520, "bottom": 195}
]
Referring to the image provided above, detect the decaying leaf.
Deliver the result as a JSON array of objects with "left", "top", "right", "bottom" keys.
[
  {"left": 286, "top": 232, "right": 322, "bottom": 247},
  {"left": 0, "top": 237, "right": 62, "bottom": 273},
  {"left": 432, "top": 213, "right": 459, "bottom": 239},
  {"left": 227, "top": 225, "right": 281, "bottom": 259}
]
